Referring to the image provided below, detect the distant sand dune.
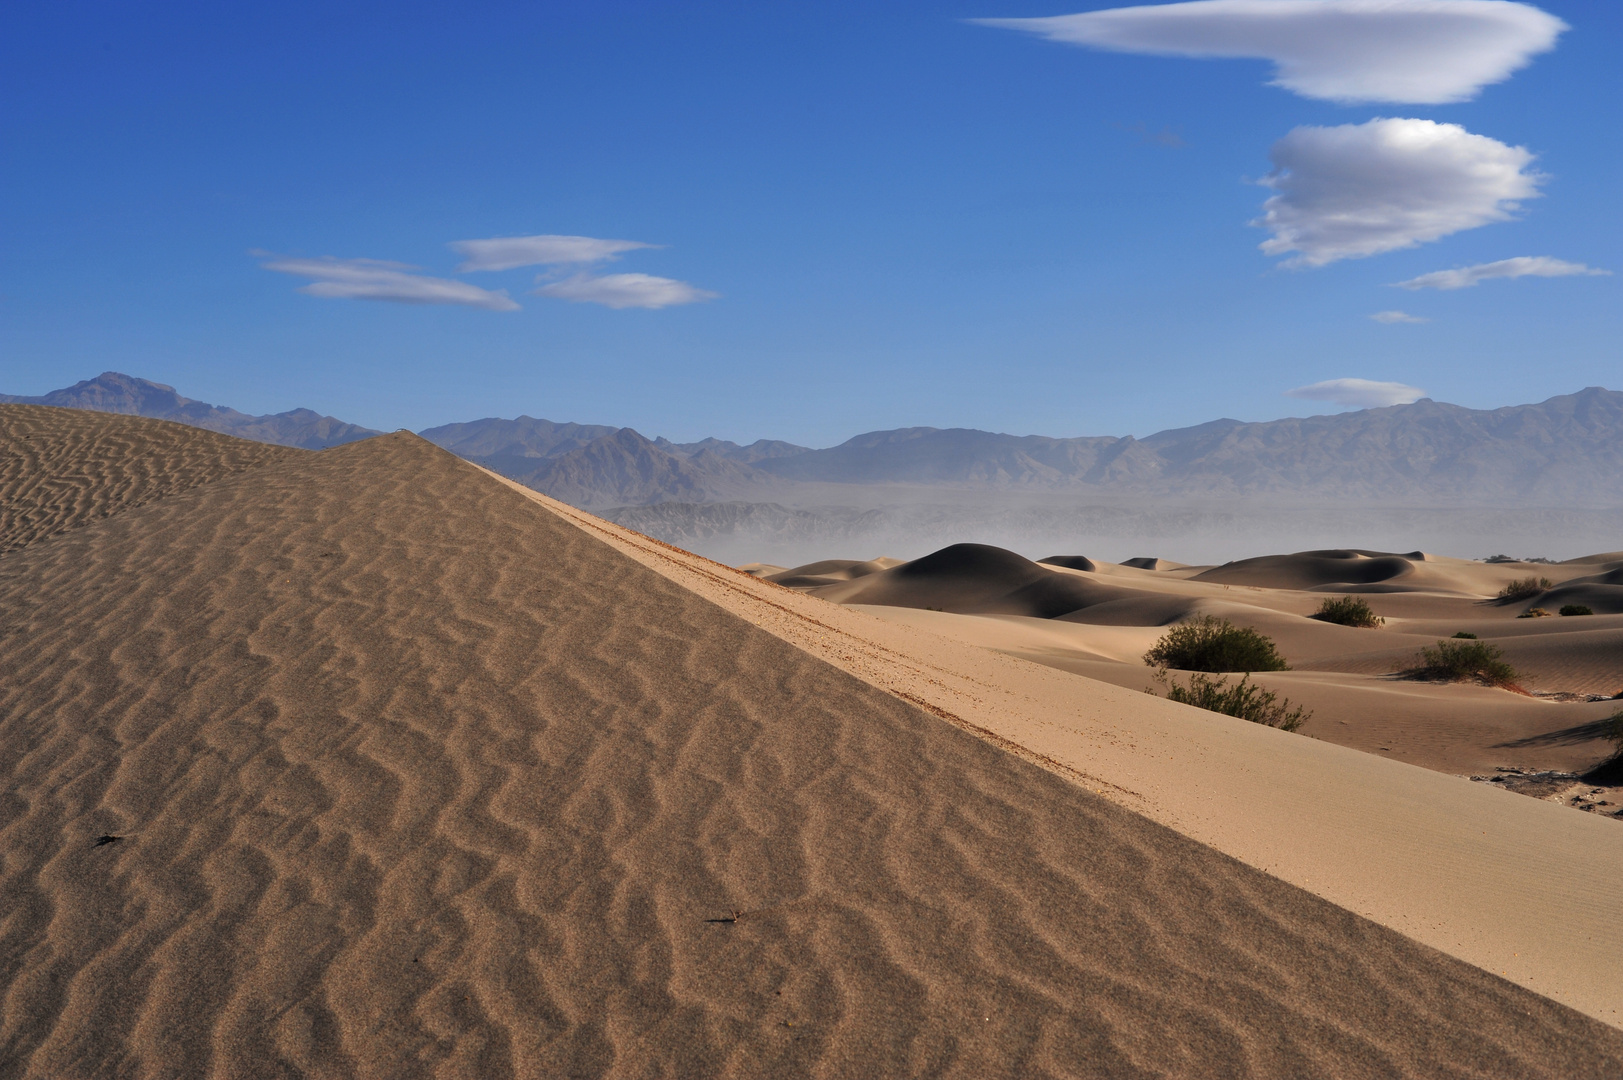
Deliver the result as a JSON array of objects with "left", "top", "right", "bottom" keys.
[
  {"left": 1192, "top": 549, "right": 1424, "bottom": 590},
  {"left": 3, "top": 414, "right": 1621, "bottom": 1075}
]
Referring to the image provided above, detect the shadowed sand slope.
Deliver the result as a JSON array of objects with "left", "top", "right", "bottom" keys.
[
  {"left": 1, "top": 404, "right": 304, "bottom": 555},
  {"left": 3, "top": 428, "right": 1621, "bottom": 1077},
  {"left": 807, "top": 543, "right": 1178, "bottom": 622}
]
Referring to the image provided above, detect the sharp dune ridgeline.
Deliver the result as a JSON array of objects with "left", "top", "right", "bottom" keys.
[{"left": 6, "top": 405, "right": 1623, "bottom": 1077}]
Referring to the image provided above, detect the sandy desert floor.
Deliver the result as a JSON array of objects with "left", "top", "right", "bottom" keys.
[
  {"left": 748, "top": 544, "right": 1623, "bottom": 803},
  {"left": 3, "top": 403, "right": 1622, "bottom": 1078}
]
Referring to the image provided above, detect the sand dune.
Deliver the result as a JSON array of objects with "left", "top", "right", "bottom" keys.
[
  {"left": 0, "top": 404, "right": 301, "bottom": 555},
  {"left": 806, "top": 543, "right": 1178, "bottom": 621},
  {"left": 776, "top": 542, "right": 1623, "bottom": 786},
  {"left": 5, "top": 413, "right": 1623, "bottom": 1076},
  {"left": 1192, "top": 549, "right": 1425, "bottom": 590},
  {"left": 762, "top": 556, "right": 901, "bottom": 588}
]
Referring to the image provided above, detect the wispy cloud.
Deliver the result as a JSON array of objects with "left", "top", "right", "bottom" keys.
[
  {"left": 1369, "top": 310, "right": 1428, "bottom": 324},
  {"left": 260, "top": 255, "right": 519, "bottom": 310},
  {"left": 1393, "top": 255, "right": 1611, "bottom": 291},
  {"left": 974, "top": 0, "right": 1565, "bottom": 104},
  {"left": 1255, "top": 118, "right": 1542, "bottom": 267},
  {"left": 450, "top": 234, "right": 656, "bottom": 272},
  {"left": 1286, "top": 377, "right": 1427, "bottom": 408},
  {"left": 534, "top": 273, "right": 719, "bottom": 310}
]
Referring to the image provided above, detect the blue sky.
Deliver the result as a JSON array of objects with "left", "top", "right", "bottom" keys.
[{"left": 3, "top": 0, "right": 1618, "bottom": 445}]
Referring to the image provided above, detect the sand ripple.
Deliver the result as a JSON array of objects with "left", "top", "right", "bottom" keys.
[{"left": 1, "top": 405, "right": 301, "bottom": 556}]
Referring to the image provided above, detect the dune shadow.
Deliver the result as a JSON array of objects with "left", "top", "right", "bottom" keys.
[{"left": 1494, "top": 718, "right": 1615, "bottom": 750}]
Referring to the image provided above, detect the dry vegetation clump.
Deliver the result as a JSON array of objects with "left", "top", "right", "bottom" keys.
[
  {"left": 1149, "top": 671, "right": 1309, "bottom": 732},
  {"left": 1403, "top": 639, "right": 1521, "bottom": 689},
  {"left": 1497, "top": 576, "right": 1552, "bottom": 601},
  {"left": 1585, "top": 710, "right": 1623, "bottom": 783},
  {"left": 1560, "top": 604, "right": 1595, "bottom": 617},
  {"left": 1518, "top": 608, "right": 1553, "bottom": 619},
  {"left": 1143, "top": 616, "right": 1289, "bottom": 673},
  {"left": 1313, "top": 595, "right": 1383, "bottom": 628},
  {"left": 1452, "top": 631, "right": 1478, "bottom": 639}
]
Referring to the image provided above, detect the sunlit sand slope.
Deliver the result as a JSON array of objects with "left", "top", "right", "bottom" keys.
[
  {"left": 2, "top": 421, "right": 1620, "bottom": 1077},
  {"left": 0, "top": 404, "right": 303, "bottom": 555}
]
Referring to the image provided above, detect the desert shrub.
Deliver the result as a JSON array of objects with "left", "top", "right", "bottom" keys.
[
  {"left": 1452, "top": 631, "right": 1478, "bottom": 639},
  {"left": 1154, "top": 671, "right": 1309, "bottom": 732},
  {"left": 1497, "top": 576, "right": 1552, "bottom": 601},
  {"left": 1588, "top": 710, "right": 1623, "bottom": 781},
  {"left": 1560, "top": 604, "right": 1594, "bottom": 617},
  {"left": 1143, "top": 616, "right": 1289, "bottom": 673},
  {"left": 1404, "top": 639, "right": 1519, "bottom": 688},
  {"left": 1484, "top": 554, "right": 1516, "bottom": 564},
  {"left": 1517, "top": 608, "right": 1553, "bottom": 619},
  {"left": 1314, "top": 595, "right": 1383, "bottom": 628}
]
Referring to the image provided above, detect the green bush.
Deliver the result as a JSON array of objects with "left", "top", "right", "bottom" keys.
[
  {"left": 1313, "top": 595, "right": 1383, "bottom": 628},
  {"left": 1154, "top": 671, "right": 1309, "bottom": 732},
  {"left": 1404, "top": 639, "right": 1520, "bottom": 688},
  {"left": 1143, "top": 616, "right": 1289, "bottom": 673},
  {"left": 1559, "top": 604, "right": 1594, "bottom": 617},
  {"left": 1497, "top": 576, "right": 1551, "bottom": 601},
  {"left": 1452, "top": 631, "right": 1478, "bottom": 639}
]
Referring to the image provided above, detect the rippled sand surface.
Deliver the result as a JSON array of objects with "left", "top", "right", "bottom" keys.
[
  {"left": 0, "top": 404, "right": 301, "bottom": 555},
  {"left": 2, "top": 409, "right": 1620, "bottom": 1078}
]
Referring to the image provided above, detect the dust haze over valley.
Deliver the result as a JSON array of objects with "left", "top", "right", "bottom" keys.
[{"left": 14, "top": 372, "right": 1623, "bottom": 568}]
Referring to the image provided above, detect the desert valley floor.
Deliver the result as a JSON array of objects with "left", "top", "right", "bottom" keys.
[{"left": 3, "top": 403, "right": 1622, "bottom": 1079}]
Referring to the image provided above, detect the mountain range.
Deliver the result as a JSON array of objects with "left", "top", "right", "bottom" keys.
[
  {"left": 8, "top": 373, "right": 1623, "bottom": 511},
  {"left": 0, "top": 372, "right": 380, "bottom": 450},
  {"left": 423, "top": 385, "right": 1623, "bottom": 507}
]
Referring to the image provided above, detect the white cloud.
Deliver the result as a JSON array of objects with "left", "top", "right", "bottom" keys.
[
  {"left": 534, "top": 272, "right": 719, "bottom": 310},
  {"left": 1369, "top": 310, "right": 1428, "bottom": 324},
  {"left": 1393, "top": 255, "right": 1611, "bottom": 290},
  {"left": 451, "top": 235, "right": 655, "bottom": 272},
  {"left": 260, "top": 255, "right": 519, "bottom": 310},
  {"left": 1255, "top": 118, "right": 1542, "bottom": 267},
  {"left": 1286, "top": 377, "right": 1427, "bottom": 408},
  {"left": 975, "top": 0, "right": 1565, "bottom": 104}
]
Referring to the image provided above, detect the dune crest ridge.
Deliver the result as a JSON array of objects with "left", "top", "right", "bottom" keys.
[{"left": 2, "top": 412, "right": 1620, "bottom": 1076}]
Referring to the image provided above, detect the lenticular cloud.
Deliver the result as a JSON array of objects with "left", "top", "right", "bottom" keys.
[
  {"left": 450, "top": 235, "right": 655, "bottom": 272},
  {"left": 1285, "top": 378, "right": 1427, "bottom": 408},
  {"left": 261, "top": 255, "right": 520, "bottom": 311},
  {"left": 1393, "top": 256, "right": 1612, "bottom": 290},
  {"left": 1255, "top": 118, "right": 1543, "bottom": 267},
  {"left": 976, "top": 0, "right": 1566, "bottom": 104},
  {"left": 534, "top": 273, "right": 719, "bottom": 310}
]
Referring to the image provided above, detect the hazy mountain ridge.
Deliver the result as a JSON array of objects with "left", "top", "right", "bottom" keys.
[
  {"left": 443, "top": 386, "right": 1623, "bottom": 507},
  {"left": 0, "top": 372, "right": 381, "bottom": 450},
  {"left": 11, "top": 373, "right": 1622, "bottom": 510}
]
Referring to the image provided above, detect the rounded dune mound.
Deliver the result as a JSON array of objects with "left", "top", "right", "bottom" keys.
[
  {"left": 1194, "top": 549, "right": 1422, "bottom": 590},
  {"left": 765, "top": 556, "right": 900, "bottom": 588},
  {"left": 1120, "top": 557, "right": 1188, "bottom": 571},
  {"left": 0, "top": 403, "right": 302, "bottom": 555},
  {"left": 1562, "top": 551, "right": 1623, "bottom": 566},
  {"left": 1537, "top": 580, "right": 1623, "bottom": 616},
  {"left": 1039, "top": 554, "right": 1097, "bottom": 572},
  {"left": 815, "top": 543, "right": 1151, "bottom": 619}
]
